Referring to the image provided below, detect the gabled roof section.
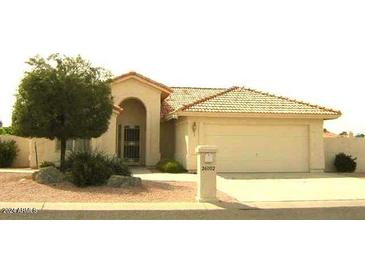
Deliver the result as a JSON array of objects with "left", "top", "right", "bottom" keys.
[
  {"left": 161, "top": 86, "right": 229, "bottom": 116},
  {"left": 113, "top": 71, "right": 172, "bottom": 99},
  {"left": 162, "top": 86, "right": 341, "bottom": 118}
]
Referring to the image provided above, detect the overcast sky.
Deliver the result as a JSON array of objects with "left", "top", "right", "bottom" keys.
[{"left": 0, "top": 0, "right": 363, "bottom": 133}]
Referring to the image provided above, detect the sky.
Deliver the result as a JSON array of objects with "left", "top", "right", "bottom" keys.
[{"left": 0, "top": 0, "right": 364, "bottom": 133}]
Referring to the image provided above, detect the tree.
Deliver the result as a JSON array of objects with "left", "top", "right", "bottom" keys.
[
  {"left": 0, "top": 126, "right": 14, "bottom": 135},
  {"left": 12, "top": 54, "right": 113, "bottom": 170}
]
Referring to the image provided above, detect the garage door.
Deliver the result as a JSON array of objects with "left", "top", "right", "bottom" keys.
[{"left": 204, "top": 124, "right": 309, "bottom": 172}]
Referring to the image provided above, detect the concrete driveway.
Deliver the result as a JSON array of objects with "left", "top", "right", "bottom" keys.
[
  {"left": 131, "top": 168, "right": 365, "bottom": 203},
  {"left": 217, "top": 173, "right": 365, "bottom": 202}
]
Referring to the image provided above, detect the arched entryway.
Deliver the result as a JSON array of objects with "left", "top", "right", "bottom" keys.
[{"left": 117, "top": 98, "right": 146, "bottom": 165}]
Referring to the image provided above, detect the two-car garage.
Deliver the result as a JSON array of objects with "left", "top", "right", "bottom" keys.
[
  {"left": 204, "top": 123, "right": 310, "bottom": 172},
  {"left": 166, "top": 84, "right": 339, "bottom": 174}
]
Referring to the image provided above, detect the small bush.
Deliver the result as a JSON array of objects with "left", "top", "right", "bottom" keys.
[
  {"left": 156, "top": 159, "right": 186, "bottom": 173},
  {"left": 334, "top": 153, "right": 357, "bottom": 172},
  {"left": 0, "top": 140, "right": 18, "bottom": 167},
  {"left": 107, "top": 157, "right": 131, "bottom": 176},
  {"left": 39, "top": 161, "right": 56, "bottom": 168},
  {"left": 65, "top": 151, "right": 130, "bottom": 187}
]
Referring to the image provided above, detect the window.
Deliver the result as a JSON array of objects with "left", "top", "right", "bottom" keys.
[{"left": 55, "top": 139, "right": 90, "bottom": 152}]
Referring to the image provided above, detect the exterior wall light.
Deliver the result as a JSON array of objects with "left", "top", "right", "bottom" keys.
[{"left": 192, "top": 122, "right": 197, "bottom": 136}]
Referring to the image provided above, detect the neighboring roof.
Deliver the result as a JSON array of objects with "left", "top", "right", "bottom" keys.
[
  {"left": 113, "top": 71, "right": 172, "bottom": 98},
  {"left": 323, "top": 131, "right": 338, "bottom": 138},
  {"left": 162, "top": 86, "right": 341, "bottom": 118}
]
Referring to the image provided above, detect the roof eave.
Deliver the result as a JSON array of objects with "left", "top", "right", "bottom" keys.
[
  {"left": 163, "top": 112, "right": 179, "bottom": 121},
  {"left": 323, "top": 113, "right": 341, "bottom": 120},
  {"left": 173, "top": 111, "right": 342, "bottom": 120}
]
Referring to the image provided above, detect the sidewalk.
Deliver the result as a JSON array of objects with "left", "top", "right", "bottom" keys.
[
  {"left": 0, "top": 168, "right": 36, "bottom": 173},
  {"left": 3, "top": 199, "right": 365, "bottom": 211},
  {"left": 0, "top": 201, "right": 246, "bottom": 211},
  {"left": 0, "top": 202, "right": 218, "bottom": 211}
]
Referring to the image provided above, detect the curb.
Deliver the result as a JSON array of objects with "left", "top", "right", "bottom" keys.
[{"left": 0, "top": 201, "right": 247, "bottom": 211}]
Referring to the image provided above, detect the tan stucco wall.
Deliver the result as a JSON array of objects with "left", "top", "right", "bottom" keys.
[
  {"left": 28, "top": 128, "right": 119, "bottom": 169},
  {"left": 92, "top": 112, "right": 118, "bottom": 156},
  {"left": 0, "top": 135, "right": 30, "bottom": 167},
  {"left": 111, "top": 78, "right": 161, "bottom": 165},
  {"left": 309, "top": 120, "right": 325, "bottom": 172},
  {"left": 29, "top": 138, "right": 63, "bottom": 168},
  {"left": 174, "top": 118, "right": 189, "bottom": 167},
  {"left": 160, "top": 120, "right": 175, "bottom": 159},
  {"left": 324, "top": 137, "right": 365, "bottom": 172},
  {"left": 175, "top": 116, "right": 325, "bottom": 173}
]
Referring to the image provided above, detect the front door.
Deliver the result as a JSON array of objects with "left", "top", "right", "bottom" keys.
[{"left": 123, "top": 125, "right": 140, "bottom": 164}]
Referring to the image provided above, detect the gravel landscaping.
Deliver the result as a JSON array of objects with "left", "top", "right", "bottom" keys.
[{"left": 0, "top": 172, "right": 235, "bottom": 203}]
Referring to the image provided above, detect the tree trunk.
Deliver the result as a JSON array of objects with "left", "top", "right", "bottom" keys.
[{"left": 60, "top": 138, "right": 66, "bottom": 172}]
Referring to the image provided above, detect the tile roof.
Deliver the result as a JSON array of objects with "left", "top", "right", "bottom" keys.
[
  {"left": 162, "top": 86, "right": 341, "bottom": 117},
  {"left": 161, "top": 87, "right": 227, "bottom": 116}
]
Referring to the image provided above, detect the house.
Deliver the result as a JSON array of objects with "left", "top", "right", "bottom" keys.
[
  {"left": 4, "top": 71, "right": 341, "bottom": 172},
  {"left": 93, "top": 71, "right": 340, "bottom": 173}
]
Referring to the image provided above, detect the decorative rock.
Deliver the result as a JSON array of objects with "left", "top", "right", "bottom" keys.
[
  {"left": 107, "top": 175, "right": 142, "bottom": 188},
  {"left": 32, "top": 171, "right": 39, "bottom": 181},
  {"left": 34, "top": 166, "right": 64, "bottom": 184}
]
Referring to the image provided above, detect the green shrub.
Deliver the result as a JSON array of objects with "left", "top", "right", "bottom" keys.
[
  {"left": 39, "top": 161, "right": 56, "bottom": 168},
  {"left": 65, "top": 151, "right": 112, "bottom": 187},
  {"left": 334, "top": 153, "right": 357, "bottom": 172},
  {"left": 65, "top": 151, "right": 130, "bottom": 187},
  {"left": 0, "top": 140, "right": 18, "bottom": 167},
  {"left": 108, "top": 157, "right": 131, "bottom": 176},
  {"left": 156, "top": 159, "right": 186, "bottom": 173},
  {"left": 0, "top": 127, "right": 14, "bottom": 135}
]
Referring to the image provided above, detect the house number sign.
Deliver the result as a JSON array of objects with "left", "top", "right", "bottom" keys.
[{"left": 202, "top": 166, "right": 215, "bottom": 171}]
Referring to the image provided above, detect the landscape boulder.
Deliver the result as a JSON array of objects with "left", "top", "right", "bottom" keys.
[
  {"left": 32, "top": 171, "right": 38, "bottom": 181},
  {"left": 34, "top": 166, "right": 64, "bottom": 185},
  {"left": 107, "top": 175, "right": 142, "bottom": 188}
]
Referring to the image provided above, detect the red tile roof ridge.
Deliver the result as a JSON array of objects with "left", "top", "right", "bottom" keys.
[
  {"left": 170, "top": 86, "right": 227, "bottom": 90},
  {"left": 243, "top": 87, "right": 341, "bottom": 115}
]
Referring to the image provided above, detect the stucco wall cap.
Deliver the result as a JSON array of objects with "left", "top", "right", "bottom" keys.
[{"left": 195, "top": 145, "right": 218, "bottom": 153}]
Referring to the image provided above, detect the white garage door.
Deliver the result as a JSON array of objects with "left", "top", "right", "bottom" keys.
[{"left": 204, "top": 124, "right": 309, "bottom": 172}]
